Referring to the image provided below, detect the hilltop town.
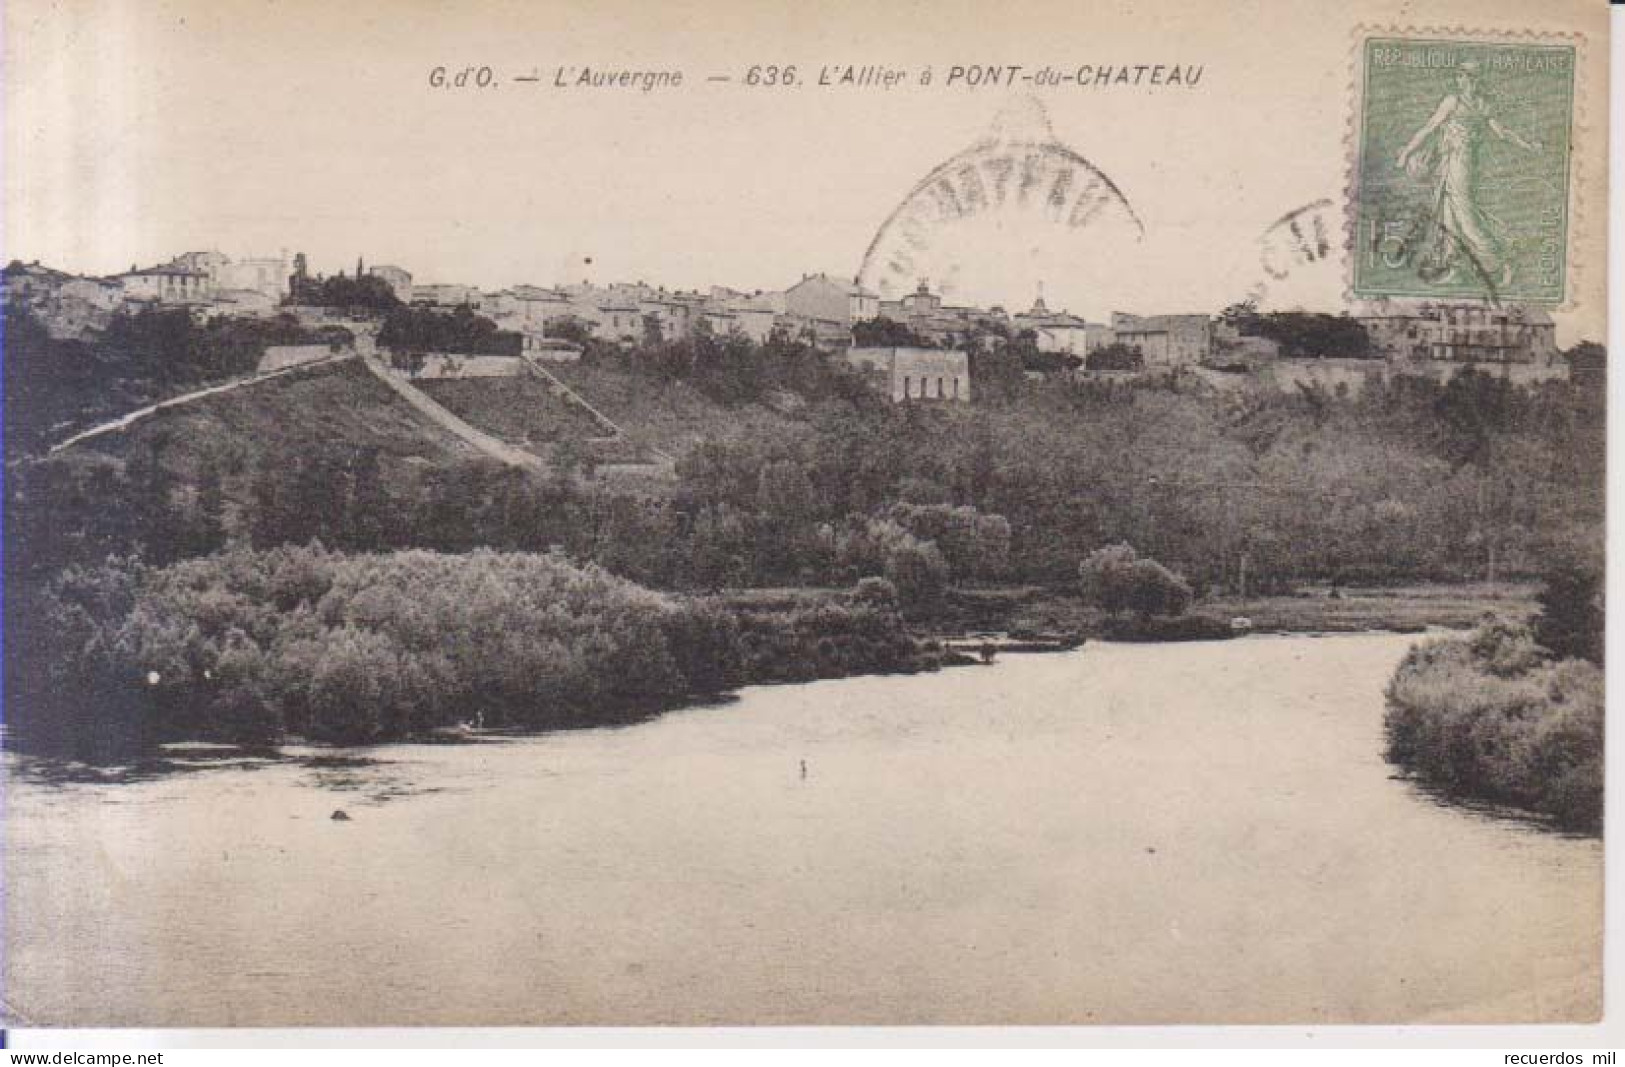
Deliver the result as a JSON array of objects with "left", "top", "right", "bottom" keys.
[{"left": 4, "top": 248, "right": 1578, "bottom": 430}]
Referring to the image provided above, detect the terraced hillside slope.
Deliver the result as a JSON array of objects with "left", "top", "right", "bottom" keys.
[
  {"left": 73, "top": 359, "right": 472, "bottom": 474},
  {"left": 542, "top": 363, "right": 796, "bottom": 460},
  {"left": 413, "top": 375, "right": 607, "bottom": 457}
]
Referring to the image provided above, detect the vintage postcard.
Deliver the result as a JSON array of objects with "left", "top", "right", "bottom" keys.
[{"left": 1, "top": 0, "right": 1608, "bottom": 1032}]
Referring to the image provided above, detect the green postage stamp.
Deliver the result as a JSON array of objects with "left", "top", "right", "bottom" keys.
[{"left": 1352, "top": 34, "right": 1576, "bottom": 304}]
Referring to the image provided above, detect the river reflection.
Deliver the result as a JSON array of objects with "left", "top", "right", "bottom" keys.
[{"left": 3, "top": 633, "right": 1602, "bottom": 1026}]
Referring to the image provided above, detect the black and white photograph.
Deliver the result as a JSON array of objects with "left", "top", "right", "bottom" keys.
[{"left": 0, "top": 0, "right": 1610, "bottom": 1038}]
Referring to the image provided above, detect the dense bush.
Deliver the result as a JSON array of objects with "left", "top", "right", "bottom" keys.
[
  {"left": 24, "top": 546, "right": 925, "bottom": 748},
  {"left": 23, "top": 545, "right": 927, "bottom": 747},
  {"left": 713, "top": 584, "right": 920, "bottom": 683},
  {"left": 1078, "top": 543, "right": 1193, "bottom": 619},
  {"left": 1102, "top": 612, "right": 1234, "bottom": 642},
  {"left": 884, "top": 503, "right": 1011, "bottom": 582},
  {"left": 1384, "top": 621, "right": 1603, "bottom": 833}
]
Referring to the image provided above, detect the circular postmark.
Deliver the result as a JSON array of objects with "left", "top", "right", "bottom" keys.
[
  {"left": 1243, "top": 198, "right": 1339, "bottom": 307},
  {"left": 857, "top": 97, "right": 1144, "bottom": 306}
]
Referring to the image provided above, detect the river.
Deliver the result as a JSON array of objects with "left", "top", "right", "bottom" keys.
[{"left": 2, "top": 633, "right": 1601, "bottom": 1026}]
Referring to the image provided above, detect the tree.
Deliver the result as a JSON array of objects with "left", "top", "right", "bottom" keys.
[
  {"left": 389, "top": 349, "right": 427, "bottom": 376},
  {"left": 883, "top": 539, "right": 948, "bottom": 616},
  {"left": 248, "top": 453, "right": 347, "bottom": 548},
  {"left": 123, "top": 433, "right": 195, "bottom": 565},
  {"left": 1534, "top": 542, "right": 1603, "bottom": 665},
  {"left": 687, "top": 503, "right": 752, "bottom": 589},
  {"left": 967, "top": 338, "right": 1024, "bottom": 403},
  {"left": 288, "top": 272, "right": 401, "bottom": 313},
  {"left": 378, "top": 306, "right": 519, "bottom": 356},
  {"left": 752, "top": 459, "right": 819, "bottom": 581},
  {"left": 1222, "top": 304, "right": 1372, "bottom": 359},
  {"left": 852, "top": 317, "right": 930, "bottom": 348},
  {"left": 1079, "top": 542, "right": 1192, "bottom": 619},
  {"left": 886, "top": 502, "right": 1011, "bottom": 582},
  {"left": 1023, "top": 348, "right": 1084, "bottom": 374},
  {"left": 188, "top": 457, "right": 228, "bottom": 556},
  {"left": 344, "top": 447, "right": 390, "bottom": 551},
  {"left": 1563, "top": 341, "right": 1606, "bottom": 388}
]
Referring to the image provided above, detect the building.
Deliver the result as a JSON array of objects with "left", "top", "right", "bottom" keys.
[
  {"left": 2, "top": 260, "right": 72, "bottom": 306},
  {"left": 1012, "top": 294, "right": 1096, "bottom": 356},
  {"left": 39, "top": 278, "right": 122, "bottom": 338},
  {"left": 700, "top": 307, "right": 739, "bottom": 336},
  {"left": 367, "top": 265, "right": 413, "bottom": 303},
  {"left": 116, "top": 263, "right": 213, "bottom": 305},
  {"left": 411, "top": 283, "right": 479, "bottom": 309},
  {"left": 171, "top": 250, "right": 231, "bottom": 283},
  {"left": 637, "top": 295, "right": 693, "bottom": 341},
  {"left": 1352, "top": 300, "right": 1557, "bottom": 364},
  {"left": 784, "top": 273, "right": 880, "bottom": 325},
  {"left": 1110, "top": 312, "right": 1212, "bottom": 366},
  {"left": 845, "top": 347, "right": 972, "bottom": 403},
  {"left": 792, "top": 315, "right": 857, "bottom": 350},
  {"left": 484, "top": 285, "right": 572, "bottom": 332},
  {"left": 217, "top": 255, "right": 290, "bottom": 302},
  {"left": 872, "top": 280, "right": 1001, "bottom": 347},
  {"left": 897, "top": 280, "right": 943, "bottom": 320},
  {"left": 592, "top": 302, "right": 643, "bottom": 341},
  {"left": 727, "top": 303, "right": 779, "bottom": 343},
  {"left": 203, "top": 288, "right": 280, "bottom": 321},
  {"left": 161, "top": 250, "right": 287, "bottom": 307}
]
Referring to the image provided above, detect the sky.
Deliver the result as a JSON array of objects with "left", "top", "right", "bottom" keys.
[{"left": 4, "top": 0, "right": 1608, "bottom": 344}]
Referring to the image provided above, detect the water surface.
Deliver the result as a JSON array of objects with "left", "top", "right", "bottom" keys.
[{"left": 4, "top": 633, "right": 1601, "bottom": 1025}]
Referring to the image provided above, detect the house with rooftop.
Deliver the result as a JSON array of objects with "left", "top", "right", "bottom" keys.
[
  {"left": 784, "top": 273, "right": 880, "bottom": 325},
  {"left": 116, "top": 262, "right": 213, "bottom": 306},
  {"left": 1351, "top": 299, "right": 1557, "bottom": 364},
  {"left": 1110, "top": 311, "right": 1212, "bottom": 367}
]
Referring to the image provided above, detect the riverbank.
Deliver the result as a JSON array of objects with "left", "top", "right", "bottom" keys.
[
  {"left": 13, "top": 549, "right": 1546, "bottom": 758},
  {"left": 11, "top": 549, "right": 934, "bottom": 756},
  {"left": 1383, "top": 621, "right": 1603, "bottom": 835},
  {"left": 933, "top": 581, "right": 1539, "bottom": 639}
]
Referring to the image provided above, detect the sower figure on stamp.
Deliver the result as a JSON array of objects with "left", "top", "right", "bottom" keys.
[{"left": 1395, "top": 60, "right": 1543, "bottom": 289}]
